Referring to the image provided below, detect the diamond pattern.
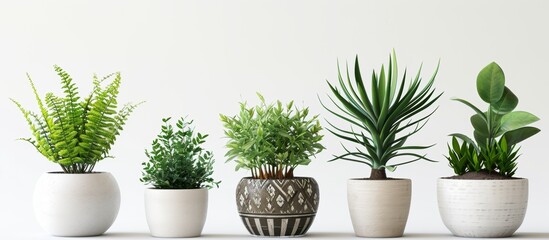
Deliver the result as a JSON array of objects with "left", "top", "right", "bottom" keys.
[{"left": 236, "top": 177, "right": 319, "bottom": 214}]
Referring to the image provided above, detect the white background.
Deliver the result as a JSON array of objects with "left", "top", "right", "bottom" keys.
[{"left": 1, "top": 0, "right": 548, "bottom": 239}]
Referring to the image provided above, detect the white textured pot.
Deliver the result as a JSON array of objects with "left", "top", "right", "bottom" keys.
[
  {"left": 145, "top": 188, "right": 208, "bottom": 238},
  {"left": 347, "top": 178, "right": 411, "bottom": 238},
  {"left": 437, "top": 178, "right": 528, "bottom": 238},
  {"left": 33, "top": 172, "right": 120, "bottom": 237}
]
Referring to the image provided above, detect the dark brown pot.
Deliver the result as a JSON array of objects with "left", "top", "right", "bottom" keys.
[{"left": 235, "top": 177, "right": 320, "bottom": 237}]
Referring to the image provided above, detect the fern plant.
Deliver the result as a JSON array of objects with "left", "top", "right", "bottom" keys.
[
  {"left": 446, "top": 62, "right": 540, "bottom": 177},
  {"left": 321, "top": 51, "right": 442, "bottom": 179},
  {"left": 11, "top": 66, "right": 139, "bottom": 173},
  {"left": 141, "top": 117, "right": 219, "bottom": 189},
  {"left": 220, "top": 93, "right": 325, "bottom": 179}
]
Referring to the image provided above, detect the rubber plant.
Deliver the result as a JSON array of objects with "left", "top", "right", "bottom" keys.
[
  {"left": 11, "top": 66, "right": 139, "bottom": 173},
  {"left": 321, "top": 51, "right": 442, "bottom": 179},
  {"left": 437, "top": 62, "right": 540, "bottom": 238},
  {"left": 446, "top": 62, "right": 540, "bottom": 178}
]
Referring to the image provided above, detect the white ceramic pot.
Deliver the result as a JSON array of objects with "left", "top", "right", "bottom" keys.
[
  {"left": 145, "top": 188, "right": 208, "bottom": 238},
  {"left": 437, "top": 178, "right": 528, "bottom": 238},
  {"left": 347, "top": 178, "right": 411, "bottom": 238},
  {"left": 33, "top": 172, "right": 120, "bottom": 237}
]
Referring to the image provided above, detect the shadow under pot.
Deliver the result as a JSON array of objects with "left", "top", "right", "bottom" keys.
[
  {"left": 236, "top": 177, "right": 319, "bottom": 237},
  {"left": 347, "top": 178, "right": 411, "bottom": 238},
  {"left": 437, "top": 178, "right": 528, "bottom": 238},
  {"left": 33, "top": 172, "right": 120, "bottom": 237},
  {"left": 145, "top": 188, "right": 208, "bottom": 237}
]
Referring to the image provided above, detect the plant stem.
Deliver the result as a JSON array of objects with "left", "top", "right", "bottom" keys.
[{"left": 369, "top": 168, "right": 387, "bottom": 180}]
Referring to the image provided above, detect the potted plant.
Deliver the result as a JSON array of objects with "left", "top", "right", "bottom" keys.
[
  {"left": 141, "top": 117, "right": 219, "bottom": 238},
  {"left": 220, "top": 93, "right": 325, "bottom": 237},
  {"left": 320, "top": 51, "right": 442, "bottom": 237},
  {"left": 438, "top": 62, "right": 540, "bottom": 238},
  {"left": 11, "top": 66, "right": 139, "bottom": 236}
]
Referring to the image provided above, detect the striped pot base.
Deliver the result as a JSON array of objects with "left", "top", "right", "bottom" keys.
[{"left": 239, "top": 213, "right": 316, "bottom": 237}]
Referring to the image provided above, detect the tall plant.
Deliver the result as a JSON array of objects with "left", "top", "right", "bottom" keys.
[
  {"left": 220, "top": 93, "right": 324, "bottom": 179},
  {"left": 11, "top": 66, "right": 139, "bottom": 173},
  {"left": 321, "top": 51, "right": 442, "bottom": 179},
  {"left": 446, "top": 62, "right": 540, "bottom": 177}
]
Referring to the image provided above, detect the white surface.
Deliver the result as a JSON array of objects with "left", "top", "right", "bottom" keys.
[
  {"left": 145, "top": 188, "right": 208, "bottom": 237},
  {"left": 33, "top": 172, "right": 120, "bottom": 236},
  {"left": 438, "top": 178, "right": 529, "bottom": 238},
  {"left": 1, "top": 0, "right": 548, "bottom": 239},
  {"left": 348, "top": 179, "right": 411, "bottom": 237}
]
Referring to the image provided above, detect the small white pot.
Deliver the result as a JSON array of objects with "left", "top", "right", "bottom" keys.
[
  {"left": 347, "top": 178, "right": 411, "bottom": 238},
  {"left": 145, "top": 188, "right": 208, "bottom": 238},
  {"left": 437, "top": 178, "right": 528, "bottom": 238},
  {"left": 33, "top": 172, "right": 120, "bottom": 237}
]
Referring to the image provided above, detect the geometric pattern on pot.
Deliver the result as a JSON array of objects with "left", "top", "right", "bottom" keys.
[
  {"left": 236, "top": 177, "right": 319, "bottom": 236},
  {"left": 239, "top": 214, "right": 316, "bottom": 237},
  {"left": 236, "top": 177, "right": 319, "bottom": 214}
]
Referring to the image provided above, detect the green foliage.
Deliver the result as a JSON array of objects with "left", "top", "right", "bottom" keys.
[
  {"left": 220, "top": 93, "right": 325, "bottom": 179},
  {"left": 447, "top": 62, "right": 540, "bottom": 177},
  {"left": 320, "top": 51, "right": 442, "bottom": 178},
  {"left": 141, "top": 117, "right": 219, "bottom": 189},
  {"left": 12, "top": 66, "right": 139, "bottom": 173}
]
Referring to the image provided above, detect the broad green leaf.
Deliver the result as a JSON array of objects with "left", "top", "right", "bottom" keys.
[
  {"left": 499, "top": 111, "right": 540, "bottom": 133},
  {"left": 477, "top": 62, "right": 505, "bottom": 103},
  {"left": 492, "top": 87, "right": 518, "bottom": 114},
  {"left": 502, "top": 126, "right": 540, "bottom": 146},
  {"left": 474, "top": 130, "right": 487, "bottom": 148},
  {"left": 470, "top": 113, "right": 488, "bottom": 136}
]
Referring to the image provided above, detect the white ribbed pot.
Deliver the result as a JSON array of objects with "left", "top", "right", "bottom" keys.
[
  {"left": 437, "top": 178, "right": 528, "bottom": 238},
  {"left": 145, "top": 188, "right": 208, "bottom": 238},
  {"left": 347, "top": 179, "right": 411, "bottom": 238},
  {"left": 33, "top": 172, "right": 120, "bottom": 237}
]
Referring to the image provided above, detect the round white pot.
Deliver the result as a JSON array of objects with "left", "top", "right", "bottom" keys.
[
  {"left": 145, "top": 188, "right": 208, "bottom": 238},
  {"left": 33, "top": 172, "right": 120, "bottom": 237},
  {"left": 437, "top": 178, "right": 528, "bottom": 238},
  {"left": 347, "top": 178, "right": 411, "bottom": 238}
]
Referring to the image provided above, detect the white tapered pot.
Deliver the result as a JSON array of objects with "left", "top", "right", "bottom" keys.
[
  {"left": 437, "top": 178, "right": 528, "bottom": 238},
  {"left": 33, "top": 172, "right": 120, "bottom": 237},
  {"left": 145, "top": 188, "right": 208, "bottom": 238},
  {"left": 347, "top": 179, "right": 411, "bottom": 238}
]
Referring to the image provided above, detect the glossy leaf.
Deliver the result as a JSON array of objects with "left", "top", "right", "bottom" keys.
[
  {"left": 502, "top": 126, "right": 541, "bottom": 146},
  {"left": 499, "top": 111, "right": 540, "bottom": 133},
  {"left": 477, "top": 62, "right": 505, "bottom": 103},
  {"left": 492, "top": 87, "right": 518, "bottom": 114}
]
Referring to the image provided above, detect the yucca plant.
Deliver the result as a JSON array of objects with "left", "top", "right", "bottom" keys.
[
  {"left": 11, "top": 66, "right": 139, "bottom": 173},
  {"left": 446, "top": 62, "right": 540, "bottom": 177},
  {"left": 321, "top": 51, "right": 442, "bottom": 179},
  {"left": 220, "top": 93, "right": 324, "bottom": 179}
]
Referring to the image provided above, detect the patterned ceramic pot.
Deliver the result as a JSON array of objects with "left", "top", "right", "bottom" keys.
[
  {"left": 438, "top": 178, "right": 528, "bottom": 238},
  {"left": 236, "top": 177, "right": 319, "bottom": 237}
]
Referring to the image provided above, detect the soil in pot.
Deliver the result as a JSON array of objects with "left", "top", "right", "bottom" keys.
[{"left": 442, "top": 170, "right": 520, "bottom": 180}]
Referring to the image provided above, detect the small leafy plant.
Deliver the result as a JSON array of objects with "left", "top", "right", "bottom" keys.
[
  {"left": 12, "top": 66, "right": 139, "bottom": 173},
  {"left": 446, "top": 62, "right": 540, "bottom": 177},
  {"left": 321, "top": 51, "right": 442, "bottom": 180},
  {"left": 220, "top": 93, "right": 325, "bottom": 179},
  {"left": 141, "top": 117, "right": 219, "bottom": 189}
]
